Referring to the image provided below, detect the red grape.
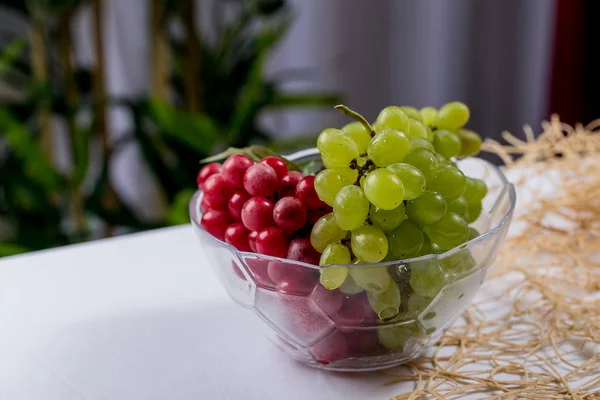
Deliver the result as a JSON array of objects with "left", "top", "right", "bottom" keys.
[
  {"left": 222, "top": 154, "right": 254, "bottom": 188},
  {"left": 273, "top": 197, "right": 307, "bottom": 232},
  {"left": 203, "top": 174, "right": 235, "bottom": 209},
  {"left": 260, "top": 156, "right": 288, "bottom": 180},
  {"left": 256, "top": 227, "right": 288, "bottom": 257},
  {"left": 245, "top": 258, "right": 273, "bottom": 288},
  {"left": 311, "top": 331, "right": 347, "bottom": 364},
  {"left": 286, "top": 238, "right": 321, "bottom": 265},
  {"left": 309, "top": 284, "right": 345, "bottom": 317},
  {"left": 228, "top": 190, "right": 251, "bottom": 221},
  {"left": 280, "top": 171, "right": 304, "bottom": 198},
  {"left": 334, "top": 293, "right": 367, "bottom": 328},
  {"left": 197, "top": 163, "right": 222, "bottom": 189},
  {"left": 267, "top": 260, "right": 315, "bottom": 283},
  {"left": 362, "top": 299, "right": 379, "bottom": 325},
  {"left": 200, "top": 210, "right": 232, "bottom": 241},
  {"left": 243, "top": 163, "right": 279, "bottom": 197},
  {"left": 200, "top": 195, "right": 213, "bottom": 213},
  {"left": 248, "top": 231, "right": 258, "bottom": 252},
  {"left": 241, "top": 196, "right": 274, "bottom": 231},
  {"left": 276, "top": 277, "right": 317, "bottom": 296},
  {"left": 296, "top": 176, "right": 325, "bottom": 209},
  {"left": 344, "top": 330, "right": 380, "bottom": 357},
  {"left": 224, "top": 223, "right": 251, "bottom": 252},
  {"left": 231, "top": 261, "right": 247, "bottom": 281}
]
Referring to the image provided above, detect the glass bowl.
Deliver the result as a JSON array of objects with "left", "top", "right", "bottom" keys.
[{"left": 189, "top": 148, "right": 516, "bottom": 371}]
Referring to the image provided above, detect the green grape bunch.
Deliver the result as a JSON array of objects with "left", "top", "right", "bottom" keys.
[{"left": 313, "top": 102, "right": 487, "bottom": 297}]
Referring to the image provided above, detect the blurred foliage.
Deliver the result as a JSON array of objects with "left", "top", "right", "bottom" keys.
[{"left": 0, "top": 0, "right": 340, "bottom": 257}]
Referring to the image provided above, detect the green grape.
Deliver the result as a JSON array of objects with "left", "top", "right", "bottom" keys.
[
  {"left": 342, "top": 121, "right": 371, "bottom": 155},
  {"left": 367, "top": 280, "right": 401, "bottom": 320},
  {"left": 447, "top": 196, "right": 469, "bottom": 220},
  {"left": 388, "top": 220, "right": 424, "bottom": 259},
  {"left": 320, "top": 243, "right": 351, "bottom": 266},
  {"left": 400, "top": 106, "right": 422, "bottom": 122},
  {"left": 416, "top": 233, "right": 432, "bottom": 256},
  {"left": 473, "top": 179, "right": 488, "bottom": 200},
  {"left": 373, "top": 106, "right": 409, "bottom": 132},
  {"left": 457, "top": 129, "right": 482, "bottom": 157},
  {"left": 410, "top": 136, "right": 435, "bottom": 152},
  {"left": 317, "top": 128, "right": 359, "bottom": 167},
  {"left": 363, "top": 168, "right": 405, "bottom": 210},
  {"left": 310, "top": 213, "right": 348, "bottom": 252},
  {"left": 314, "top": 169, "right": 347, "bottom": 206},
  {"left": 339, "top": 273, "right": 364, "bottom": 295},
  {"left": 462, "top": 177, "right": 477, "bottom": 202},
  {"left": 431, "top": 243, "right": 446, "bottom": 254},
  {"left": 426, "top": 127, "right": 435, "bottom": 142},
  {"left": 320, "top": 267, "right": 349, "bottom": 290},
  {"left": 406, "top": 293, "right": 433, "bottom": 318},
  {"left": 331, "top": 166, "right": 358, "bottom": 183},
  {"left": 402, "top": 148, "right": 439, "bottom": 183},
  {"left": 433, "top": 129, "right": 462, "bottom": 159},
  {"left": 420, "top": 106, "right": 438, "bottom": 128},
  {"left": 367, "top": 128, "right": 410, "bottom": 167},
  {"left": 436, "top": 152, "right": 456, "bottom": 168},
  {"left": 462, "top": 178, "right": 487, "bottom": 203},
  {"left": 369, "top": 203, "right": 406, "bottom": 232},
  {"left": 333, "top": 185, "right": 370, "bottom": 231},
  {"left": 436, "top": 101, "right": 470, "bottom": 131},
  {"left": 351, "top": 225, "right": 389, "bottom": 263},
  {"left": 409, "top": 259, "right": 446, "bottom": 298},
  {"left": 468, "top": 227, "right": 480, "bottom": 240},
  {"left": 427, "top": 165, "right": 467, "bottom": 202},
  {"left": 423, "top": 212, "right": 469, "bottom": 249},
  {"left": 359, "top": 174, "right": 366, "bottom": 189},
  {"left": 377, "top": 323, "right": 417, "bottom": 350},
  {"left": 349, "top": 265, "right": 391, "bottom": 293},
  {"left": 382, "top": 249, "right": 398, "bottom": 262},
  {"left": 406, "top": 190, "right": 447, "bottom": 225},
  {"left": 466, "top": 200, "right": 482, "bottom": 223},
  {"left": 440, "top": 248, "right": 476, "bottom": 276},
  {"left": 406, "top": 119, "right": 428, "bottom": 139},
  {"left": 387, "top": 163, "right": 426, "bottom": 200}
]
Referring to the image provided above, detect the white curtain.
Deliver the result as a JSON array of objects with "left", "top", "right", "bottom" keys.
[
  {"left": 267, "top": 0, "right": 556, "bottom": 139},
  {"left": 67, "top": 0, "right": 556, "bottom": 218}
]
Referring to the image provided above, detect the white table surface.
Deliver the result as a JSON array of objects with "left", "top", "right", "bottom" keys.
[{"left": 0, "top": 226, "right": 413, "bottom": 400}]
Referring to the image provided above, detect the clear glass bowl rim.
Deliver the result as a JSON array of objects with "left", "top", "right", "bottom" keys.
[{"left": 189, "top": 147, "right": 516, "bottom": 270}]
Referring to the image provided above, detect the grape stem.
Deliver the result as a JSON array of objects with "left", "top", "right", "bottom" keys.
[
  {"left": 335, "top": 104, "right": 376, "bottom": 137},
  {"left": 351, "top": 159, "right": 375, "bottom": 185}
]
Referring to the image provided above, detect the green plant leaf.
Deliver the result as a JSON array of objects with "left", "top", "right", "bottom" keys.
[
  {"left": 267, "top": 92, "right": 341, "bottom": 108},
  {"left": 128, "top": 102, "right": 190, "bottom": 201},
  {"left": 200, "top": 147, "right": 246, "bottom": 164},
  {"left": 200, "top": 145, "right": 301, "bottom": 172},
  {"left": 84, "top": 149, "right": 164, "bottom": 232},
  {"left": 146, "top": 98, "right": 223, "bottom": 154},
  {"left": 0, "top": 242, "right": 31, "bottom": 257},
  {"left": 256, "top": 0, "right": 286, "bottom": 15},
  {"left": 166, "top": 188, "right": 195, "bottom": 226},
  {"left": 0, "top": 109, "right": 63, "bottom": 191},
  {"left": 70, "top": 125, "right": 90, "bottom": 186},
  {"left": 225, "top": 14, "right": 292, "bottom": 144},
  {"left": 0, "top": 37, "right": 26, "bottom": 78}
]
